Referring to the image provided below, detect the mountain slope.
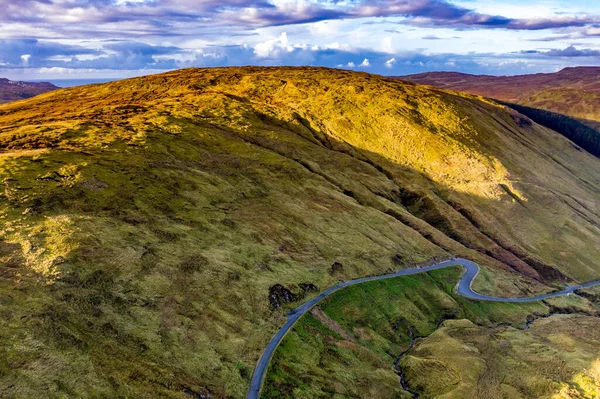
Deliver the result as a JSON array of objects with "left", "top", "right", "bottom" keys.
[
  {"left": 1, "top": 67, "right": 599, "bottom": 397},
  {"left": 0, "top": 78, "right": 58, "bottom": 104},
  {"left": 399, "top": 67, "right": 600, "bottom": 130}
]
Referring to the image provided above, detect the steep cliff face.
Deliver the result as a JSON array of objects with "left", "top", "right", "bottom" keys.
[{"left": 0, "top": 67, "right": 599, "bottom": 397}]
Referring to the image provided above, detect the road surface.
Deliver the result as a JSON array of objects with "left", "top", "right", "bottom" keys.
[{"left": 247, "top": 258, "right": 600, "bottom": 399}]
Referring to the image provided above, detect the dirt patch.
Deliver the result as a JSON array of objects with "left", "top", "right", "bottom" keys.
[
  {"left": 310, "top": 306, "right": 355, "bottom": 341},
  {"left": 0, "top": 240, "right": 22, "bottom": 268}
]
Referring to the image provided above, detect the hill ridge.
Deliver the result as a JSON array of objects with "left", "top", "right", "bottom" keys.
[{"left": 0, "top": 67, "right": 599, "bottom": 397}]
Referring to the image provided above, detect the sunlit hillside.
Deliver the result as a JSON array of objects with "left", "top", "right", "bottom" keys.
[
  {"left": 1, "top": 67, "right": 599, "bottom": 397},
  {"left": 400, "top": 67, "right": 600, "bottom": 131}
]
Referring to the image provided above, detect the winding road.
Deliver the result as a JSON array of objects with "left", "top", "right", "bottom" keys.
[{"left": 247, "top": 258, "right": 600, "bottom": 399}]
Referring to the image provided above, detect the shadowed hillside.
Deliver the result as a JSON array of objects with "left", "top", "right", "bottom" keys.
[
  {"left": 495, "top": 100, "right": 600, "bottom": 157},
  {"left": 1, "top": 67, "right": 599, "bottom": 397}
]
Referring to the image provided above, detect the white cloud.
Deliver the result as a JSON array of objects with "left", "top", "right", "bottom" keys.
[
  {"left": 21, "top": 54, "right": 31, "bottom": 65},
  {"left": 337, "top": 61, "right": 357, "bottom": 68},
  {"left": 381, "top": 37, "right": 394, "bottom": 53},
  {"left": 254, "top": 32, "right": 293, "bottom": 58},
  {"left": 360, "top": 58, "right": 370, "bottom": 67},
  {"left": 385, "top": 57, "right": 396, "bottom": 68}
]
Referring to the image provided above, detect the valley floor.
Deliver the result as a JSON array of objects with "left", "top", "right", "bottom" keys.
[{"left": 263, "top": 265, "right": 600, "bottom": 399}]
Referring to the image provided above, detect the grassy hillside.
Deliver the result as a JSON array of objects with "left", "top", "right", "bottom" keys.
[
  {"left": 264, "top": 267, "right": 600, "bottom": 398},
  {"left": 0, "top": 67, "right": 599, "bottom": 397},
  {"left": 495, "top": 101, "right": 600, "bottom": 157},
  {"left": 400, "top": 67, "right": 600, "bottom": 131},
  {"left": 404, "top": 314, "right": 600, "bottom": 399}
]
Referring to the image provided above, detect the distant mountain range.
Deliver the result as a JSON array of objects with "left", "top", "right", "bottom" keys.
[
  {"left": 0, "top": 78, "right": 58, "bottom": 104},
  {"left": 398, "top": 67, "right": 600, "bottom": 130}
]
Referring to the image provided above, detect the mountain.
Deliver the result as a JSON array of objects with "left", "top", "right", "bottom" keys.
[
  {"left": 0, "top": 78, "right": 58, "bottom": 104},
  {"left": 1, "top": 67, "right": 599, "bottom": 398},
  {"left": 398, "top": 67, "right": 600, "bottom": 130}
]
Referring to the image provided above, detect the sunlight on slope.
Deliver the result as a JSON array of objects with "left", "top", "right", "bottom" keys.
[{"left": 0, "top": 67, "right": 598, "bottom": 397}]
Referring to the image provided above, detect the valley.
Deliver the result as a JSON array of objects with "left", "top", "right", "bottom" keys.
[{"left": 252, "top": 258, "right": 600, "bottom": 399}]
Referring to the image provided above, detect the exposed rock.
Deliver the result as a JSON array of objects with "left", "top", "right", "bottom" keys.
[
  {"left": 330, "top": 262, "right": 343, "bottom": 275},
  {"left": 268, "top": 284, "right": 298, "bottom": 309},
  {"left": 299, "top": 283, "right": 319, "bottom": 292},
  {"left": 182, "top": 387, "right": 213, "bottom": 399},
  {"left": 392, "top": 254, "right": 404, "bottom": 265}
]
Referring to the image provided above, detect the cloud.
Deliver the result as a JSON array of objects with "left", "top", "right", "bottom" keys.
[
  {"left": 337, "top": 61, "right": 356, "bottom": 68},
  {"left": 1, "top": 24, "right": 598, "bottom": 79},
  {"left": 20, "top": 54, "right": 31, "bottom": 66},
  {"left": 543, "top": 45, "right": 600, "bottom": 57},
  {"left": 104, "top": 41, "right": 182, "bottom": 56},
  {"left": 1, "top": 0, "right": 599, "bottom": 41},
  {"left": 0, "top": 38, "right": 183, "bottom": 70},
  {"left": 0, "top": 39, "right": 101, "bottom": 67},
  {"left": 254, "top": 32, "right": 294, "bottom": 58}
]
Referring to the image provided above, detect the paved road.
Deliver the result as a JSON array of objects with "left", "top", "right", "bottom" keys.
[{"left": 247, "top": 258, "right": 600, "bottom": 399}]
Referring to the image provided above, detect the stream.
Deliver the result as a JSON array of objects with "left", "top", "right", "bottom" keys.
[{"left": 394, "top": 330, "right": 419, "bottom": 398}]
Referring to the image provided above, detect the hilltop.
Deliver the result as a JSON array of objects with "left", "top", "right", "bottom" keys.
[
  {"left": 399, "top": 67, "right": 600, "bottom": 130},
  {"left": 0, "top": 78, "right": 58, "bottom": 104},
  {"left": 1, "top": 67, "right": 599, "bottom": 397}
]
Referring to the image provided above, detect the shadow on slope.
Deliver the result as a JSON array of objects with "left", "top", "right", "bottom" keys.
[
  {"left": 497, "top": 100, "right": 600, "bottom": 158},
  {"left": 0, "top": 67, "right": 599, "bottom": 397}
]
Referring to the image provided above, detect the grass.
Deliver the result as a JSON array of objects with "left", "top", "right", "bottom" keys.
[
  {"left": 404, "top": 314, "right": 600, "bottom": 398},
  {"left": 264, "top": 267, "right": 600, "bottom": 399},
  {"left": 0, "top": 67, "right": 599, "bottom": 397},
  {"left": 401, "top": 67, "right": 600, "bottom": 131}
]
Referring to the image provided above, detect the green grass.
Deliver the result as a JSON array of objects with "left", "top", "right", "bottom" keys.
[
  {"left": 264, "top": 268, "right": 600, "bottom": 399},
  {"left": 262, "top": 267, "right": 548, "bottom": 398},
  {"left": 0, "top": 67, "right": 599, "bottom": 397}
]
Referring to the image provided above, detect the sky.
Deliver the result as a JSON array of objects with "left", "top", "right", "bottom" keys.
[{"left": 0, "top": 0, "right": 599, "bottom": 82}]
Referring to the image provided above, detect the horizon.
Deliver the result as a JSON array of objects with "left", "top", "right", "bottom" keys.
[
  {"left": 1, "top": 0, "right": 599, "bottom": 81},
  {"left": 13, "top": 64, "right": 600, "bottom": 89}
]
